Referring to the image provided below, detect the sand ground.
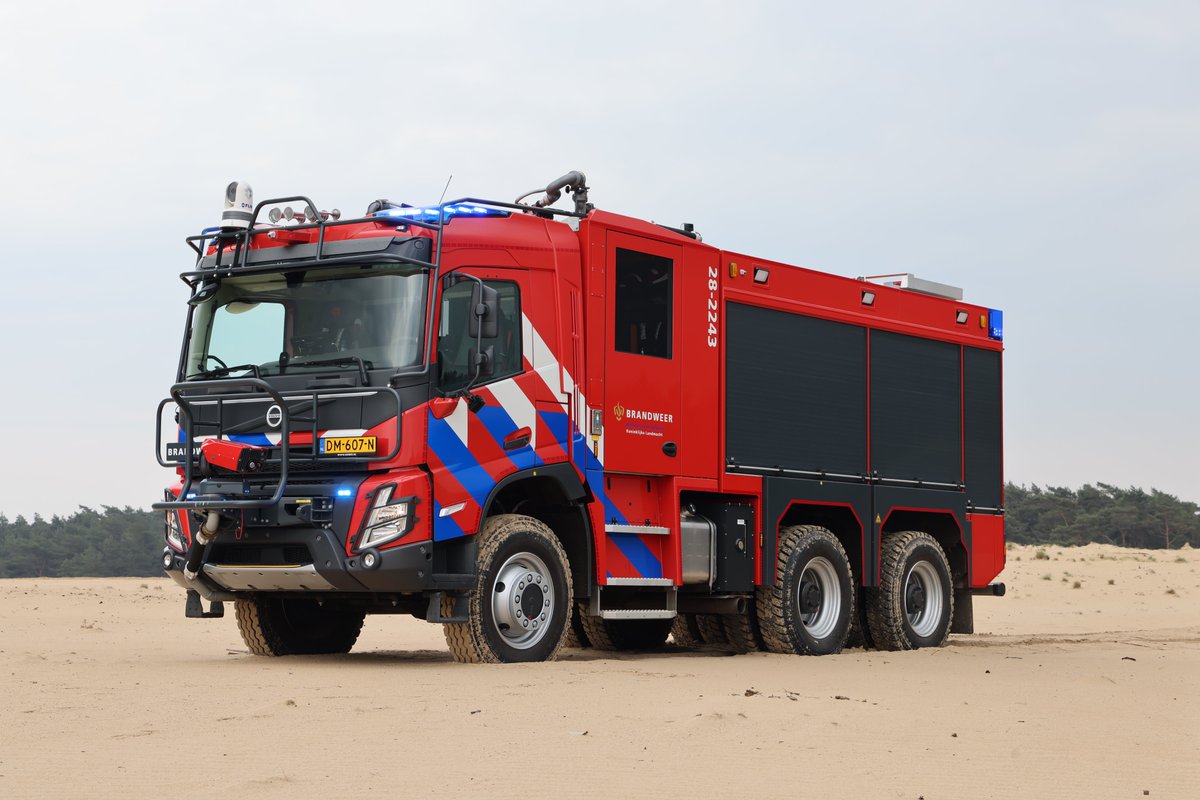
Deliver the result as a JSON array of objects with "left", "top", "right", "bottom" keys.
[{"left": 1, "top": 543, "right": 1197, "bottom": 799}]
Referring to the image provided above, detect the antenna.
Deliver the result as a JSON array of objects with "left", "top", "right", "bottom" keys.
[{"left": 438, "top": 174, "right": 453, "bottom": 205}]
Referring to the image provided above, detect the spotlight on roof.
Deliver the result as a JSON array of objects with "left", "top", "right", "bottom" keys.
[{"left": 221, "top": 181, "right": 253, "bottom": 230}]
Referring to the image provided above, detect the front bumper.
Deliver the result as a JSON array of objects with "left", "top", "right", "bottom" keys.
[{"left": 164, "top": 527, "right": 437, "bottom": 600}]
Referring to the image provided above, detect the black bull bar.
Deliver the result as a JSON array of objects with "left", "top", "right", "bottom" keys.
[{"left": 153, "top": 377, "right": 402, "bottom": 512}]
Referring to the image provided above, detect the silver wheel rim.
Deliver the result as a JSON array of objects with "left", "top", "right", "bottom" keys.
[
  {"left": 903, "top": 560, "right": 944, "bottom": 638},
  {"left": 490, "top": 551, "right": 555, "bottom": 650},
  {"left": 796, "top": 556, "right": 841, "bottom": 640}
]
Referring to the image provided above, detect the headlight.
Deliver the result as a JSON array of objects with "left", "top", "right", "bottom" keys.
[
  {"left": 165, "top": 510, "right": 186, "bottom": 551},
  {"left": 359, "top": 484, "right": 414, "bottom": 549}
]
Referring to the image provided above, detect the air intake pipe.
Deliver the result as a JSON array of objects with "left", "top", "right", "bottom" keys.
[{"left": 516, "top": 170, "right": 592, "bottom": 215}]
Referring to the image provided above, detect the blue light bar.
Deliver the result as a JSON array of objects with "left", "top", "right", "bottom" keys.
[
  {"left": 988, "top": 309, "right": 1004, "bottom": 341},
  {"left": 372, "top": 204, "right": 509, "bottom": 222},
  {"left": 336, "top": 487, "right": 353, "bottom": 498}
]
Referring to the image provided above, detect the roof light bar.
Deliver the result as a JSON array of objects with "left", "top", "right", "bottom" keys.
[{"left": 372, "top": 204, "right": 509, "bottom": 221}]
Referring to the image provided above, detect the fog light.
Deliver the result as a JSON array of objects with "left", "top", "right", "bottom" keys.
[
  {"left": 362, "top": 551, "right": 378, "bottom": 569},
  {"left": 162, "top": 550, "right": 174, "bottom": 570}
]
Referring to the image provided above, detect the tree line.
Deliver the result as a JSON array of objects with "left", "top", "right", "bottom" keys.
[{"left": 0, "top": 482, "right": 1196, "bottom": 578}]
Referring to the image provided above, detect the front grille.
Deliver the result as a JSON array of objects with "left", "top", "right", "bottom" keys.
[{"left": 209, "top": 543, "right": 313, "bottom": 567}]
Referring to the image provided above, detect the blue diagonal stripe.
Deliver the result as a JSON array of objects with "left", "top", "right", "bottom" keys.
[
  {"left": 476, "top": 404, "right": 543, "bottom": 470},
  {"left": 427, "top": 413, "right": 492, "bottom": 509},
  {"left": 608, "top": 532, "right": 662, "bottom": 578}
]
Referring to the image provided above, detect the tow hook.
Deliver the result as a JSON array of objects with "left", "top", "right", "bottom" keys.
[{"left": 183, "top": 510, "right": 222, "bottom": 581}]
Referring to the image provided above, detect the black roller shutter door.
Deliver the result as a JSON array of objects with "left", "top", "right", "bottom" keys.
[{"left": 870, "top": 330, "right": 961, "bottom": 485}]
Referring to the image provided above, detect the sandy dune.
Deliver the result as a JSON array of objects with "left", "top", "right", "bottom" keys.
[{"left": 1, "top": 544, "right": 1197, "bottom": 799}]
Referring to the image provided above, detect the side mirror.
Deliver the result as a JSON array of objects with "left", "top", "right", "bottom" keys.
[
  {"left": 469, "top": 282, "right": 499, "bottom": 339},
  {"left": 469, "top": 345, "right": 495, "bottom": 379},
  {"left": 188, "top": 279, "right": 220, "bottom": 306}
]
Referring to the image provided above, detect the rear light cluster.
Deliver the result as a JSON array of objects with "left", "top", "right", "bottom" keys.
[{"left": 358, "top": 484, "right": 417, "bottom": 550}]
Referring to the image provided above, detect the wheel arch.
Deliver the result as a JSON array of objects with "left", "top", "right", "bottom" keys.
[
  {"left": 481, "top": 464, "right": 594, "bottom": 599},
  {"left": 776, "top": 501, "right": 865, "bottom": 587},
  {"left": 880, "top": 508, "right": 967, "bottom": 587}
]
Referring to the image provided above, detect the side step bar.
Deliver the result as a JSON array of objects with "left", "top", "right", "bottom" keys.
[{"left": 588, "top": 580, "right": 677, "bottom": 620}]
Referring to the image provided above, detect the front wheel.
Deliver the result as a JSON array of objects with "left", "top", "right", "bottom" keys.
[
  {"left": 443, "top": 514, "right": 573, "bottom": 663},
  {"left": 756, "top": 525, "right": 855, "bottom": 655},
  {"left": 234, "top": 597, "right": 365, "bottom": 656},
  {"left": 865, "top": 531, "right": 953, "bottom": 650}
]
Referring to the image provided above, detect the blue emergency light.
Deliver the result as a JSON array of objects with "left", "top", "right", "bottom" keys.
[
  {"left": 373, "top": 204, "right": 509, "bottom": 222},
  {"left": 988, "top": 309, "right": 1004, "bottom": 341}
]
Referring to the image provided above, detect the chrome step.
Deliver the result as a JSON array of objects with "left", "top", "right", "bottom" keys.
[
  {"left": 604, "top": 577, "right": 674, "bottom": 587},
  {"left": 605, "top": 524, "right": 670, "bottom": 536},
  {"left": 599, "top": 609, "right": 676, "bottom": 620}
]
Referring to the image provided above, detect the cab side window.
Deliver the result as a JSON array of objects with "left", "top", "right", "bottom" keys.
[
  {"left": 614, "top": 247, "right": 672, "bottom": 358},
  {"left": 438, "top": 279, "right": 522, "bottom": 392}
]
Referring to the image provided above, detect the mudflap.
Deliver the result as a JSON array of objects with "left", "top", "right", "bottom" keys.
[
  {"left": 951, "top": 588, "right": 973, "bottom": 634},
  {"left": 185, "top": 589, "right": 225, "bottom": 619}
]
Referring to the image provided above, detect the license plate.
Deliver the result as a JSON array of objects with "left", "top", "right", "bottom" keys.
[{"left": 319, "top": 436, "right": 377, "bottom": 455}]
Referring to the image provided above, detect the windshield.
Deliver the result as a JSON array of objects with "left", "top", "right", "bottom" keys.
[{"left": 185, "top": 264, "right": 428, "bottom": 379}]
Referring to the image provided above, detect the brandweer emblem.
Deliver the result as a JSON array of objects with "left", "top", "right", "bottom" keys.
[{"left": 613, "top": 403, "right": 625, "bottom": 422}]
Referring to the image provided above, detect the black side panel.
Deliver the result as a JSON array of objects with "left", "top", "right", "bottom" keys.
[
  {"left": 692, "top": 501, "right": 755, "bottom": 592},
  {"left": 964, "top": 347, "right": 1003, "bottom": 509},
  {"left": 760, "top": 477, "right": 873, "bottom": 586},
  {"left": 870, "top": 331, "right": 961, "bottom": 485},
  {"left": 726, "top": 302, "right": 867, "bottom": 476}
]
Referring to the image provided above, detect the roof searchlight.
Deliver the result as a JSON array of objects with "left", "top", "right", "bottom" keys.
[{"left": 221, "top": 181, "right": 254, "bottom": 230}]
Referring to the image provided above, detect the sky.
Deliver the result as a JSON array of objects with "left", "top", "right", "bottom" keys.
[{"left": 0, "top": 1, "right": 1197, "bottom": 519}]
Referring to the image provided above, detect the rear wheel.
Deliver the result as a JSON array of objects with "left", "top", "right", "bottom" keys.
[
  {"left": 695, "top": 614, "right": 728, "bottom": 647},
  {"left": 235, "top": 596, "right": 365, "bottom": 656},
  {"left": 563, "top": 602, "right": 591, "bottom": 649},
  {"left": 756, "top": 525, "right": 855, "bottom": 655},
  {"left": 443, "top": 514, "right": 573, "bottom": 663},
  {"left": 578, "top": 607, "right": 673, "bottom": 651},
  {"left": 720, "top": 604, "right": 764, "bottom": 654},
  {"left": 670, "top": 613, "right": 703, "bottom": 648},
  {"left": 865, "top": 531, "right": 953, "bottom": 651}
]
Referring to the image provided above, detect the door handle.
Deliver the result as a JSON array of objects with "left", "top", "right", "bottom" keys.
[
  {"left": 504, "top": 427, "right": 532, "bottom": 451},
  {"left": 662, "top": 441, "right": 677, "bottom": 457}
]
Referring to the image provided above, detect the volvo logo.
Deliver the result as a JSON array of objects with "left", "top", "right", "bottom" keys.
[{"left": 265, "top": 404, "right": 283, "bottom": 428}]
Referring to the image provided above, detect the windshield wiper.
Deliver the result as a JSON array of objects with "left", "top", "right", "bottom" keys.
[
  {"left": 187, "top": 363, "right": 263, "bottom": 380},
  {"left": 280, "top": 355, "right": 372, "bottom": 386}
]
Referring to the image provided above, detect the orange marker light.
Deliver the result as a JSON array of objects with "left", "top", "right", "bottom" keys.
[{"left": 729, "top": 262, "right": 738, "bottom": 279}]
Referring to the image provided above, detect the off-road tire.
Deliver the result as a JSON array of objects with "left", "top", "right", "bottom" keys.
[
  {"left": 670, "top": 613, "right": 703, "bottom": 648},
  {"left": 443, "top": 514, "right": 573, "bottom": 664},
  {"left": 234, "top": 596, "right": 365, "bottom": 656},
  {"left": 756, "top": 524, "right": 855, "bottom": 655},
  {"left": 720, "top": 605, "right": 764, "bottom": 654},
  {"left": 563, "top": 602, "right": 591, "bottom": 649},
  {"left": 865, "top": 531, "right": 954, "bottom": 651},
  {"left": 695, "top": 614, "right": 728, "bottom": 647},
  {"left": 845, "top": 592, "right": 874, "bottom": 649},
  {"left": 577, "top": 605, "right": 673, "bottom": 651}
]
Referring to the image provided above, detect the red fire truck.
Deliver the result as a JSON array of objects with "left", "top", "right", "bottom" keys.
[{"left": 155, "top": 172, "right": 1006, "bottom": 662}]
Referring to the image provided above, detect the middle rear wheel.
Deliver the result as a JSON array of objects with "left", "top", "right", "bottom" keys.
[
  {"left": 578, "top": 607, "right": 673, "bottom": 651},
  {"left": 756, "top": 524, "right": 855, "bottom": 655}
]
